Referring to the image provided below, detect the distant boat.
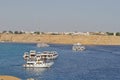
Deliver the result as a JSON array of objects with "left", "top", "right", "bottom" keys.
[
  {"left": 37, "top": 43, "right": 49, "bottom": 48},
  {"left": 72, "top": 43, "right": 85, "bottom": 51}
]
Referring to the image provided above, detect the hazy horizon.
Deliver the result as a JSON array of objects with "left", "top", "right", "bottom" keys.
[{"left": 0, "top": 0, "right": 120, "bottom": 32}]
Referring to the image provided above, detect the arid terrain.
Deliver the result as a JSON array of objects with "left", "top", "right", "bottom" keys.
[{"left": 0, "top": 33, "right": 120, "bottom": 45}]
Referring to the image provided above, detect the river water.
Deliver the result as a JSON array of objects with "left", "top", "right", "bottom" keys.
[{"left": 0, "top": 43, "right": 120, "bottom": 80}]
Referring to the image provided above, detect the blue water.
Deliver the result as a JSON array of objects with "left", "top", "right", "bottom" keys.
[{"left": 0, "top": 43, "right": 120, "bottom": 80}]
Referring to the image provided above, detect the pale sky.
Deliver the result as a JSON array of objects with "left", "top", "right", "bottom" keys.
[{"left": 0, "top": 0, "right": 120, "bottom": 32}]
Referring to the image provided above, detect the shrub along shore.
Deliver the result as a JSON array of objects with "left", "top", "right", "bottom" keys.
[{"left": 0, "top": 33, "right": 120, "bottom": 45}]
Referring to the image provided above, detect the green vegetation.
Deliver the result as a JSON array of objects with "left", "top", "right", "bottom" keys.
[
  {"left": 106, "top": 32, "right": 114, "bottom": 35},
  {"left": 8, "top": 31, "right": 13, "bottom": 34},
  {"left": 1, "top": 31, "right": 120, "bottom": 36},
  {"left": 34, "top": 31, "right": 40, "bottom": 34},
  {"left": 14, "top": 31, "right": 25, "bottom": 34},
  {"left": 2, "top": 31, "right": 7, "bottom": 33},
  {"left": 116, "top": 32, "right": 120, "bottom": 36}
]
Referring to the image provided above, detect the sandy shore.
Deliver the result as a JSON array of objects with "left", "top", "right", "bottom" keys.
[
  {"left": 0, "top": 75, "right": 20, "bottom": 80},
  {"left": 0, "top": 33, "right": 120, "bottom": 45}
]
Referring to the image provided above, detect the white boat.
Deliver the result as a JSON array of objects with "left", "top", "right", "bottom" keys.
[
  {"left": 29, "top": 50, "right": 36, "bottom": 60},
  {"left": 23, "top": 50, "right": 58, "bottom": 68},
  {"left": 37, "top": 43, "right": 49, "bottom": 48},
  {"left": 72, "top": 43, "right": 85, "bottom": 51},
  {"left": 23, "top": 60, "right": 54, "bottom": 68},
  {"left": 23, "top": 50, "right": 36, "bottom": 60},
  {"left": 23, "top": 50, "right": 58, "bottom": 60},
  {"left": 23, "top": 52, "right": 29, "bottom": 60},
  {"left": 40, "top": 51, "right": 58, "bottom": 60}
]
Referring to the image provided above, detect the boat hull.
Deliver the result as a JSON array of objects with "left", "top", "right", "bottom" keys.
[{"left": 23, "top": 62, "right": 54, "bottom": 68}]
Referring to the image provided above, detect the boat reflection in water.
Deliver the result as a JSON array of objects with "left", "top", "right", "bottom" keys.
[
  {"left": 24, "top": 67, "right": 50, "bottom": 80},
  {"left": 24, "top": 67, "right": 47, "bottom": 76}
]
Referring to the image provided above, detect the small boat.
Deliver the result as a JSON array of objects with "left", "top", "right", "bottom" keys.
[
  {"left": 72, "top": 43, "right": 85, "bottom": 51},
  {"left": 23, "top": 59, "right": 54, "bottom": 68},
  {"left": 37, "top": 43, "right": 49, "bottom": 48}
]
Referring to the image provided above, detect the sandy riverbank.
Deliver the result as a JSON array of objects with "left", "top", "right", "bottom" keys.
[
  {"left": 0, "top": 75, "right": 20, "bottom": 80},
  {"left": 0, "top": 33, "right": 120, "bottom": 45}
]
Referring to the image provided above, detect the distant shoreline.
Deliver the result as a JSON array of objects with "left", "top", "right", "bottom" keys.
[
  {"left": 0, "top": 33, "right": 120, "bottom": 45},
  {"left": 1, "top": 41, "right": 120, "bottom": 46}
]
